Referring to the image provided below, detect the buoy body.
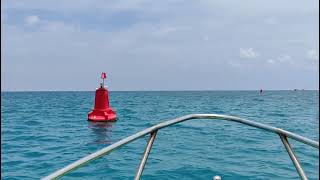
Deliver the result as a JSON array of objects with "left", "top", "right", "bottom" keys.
[{"left": 88, "top": 73, "right": 116, "bottom": 121}]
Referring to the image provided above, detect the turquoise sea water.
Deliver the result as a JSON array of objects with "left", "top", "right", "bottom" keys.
[{"left": 1, "top": 91, "right": 319, "bottom": 180}]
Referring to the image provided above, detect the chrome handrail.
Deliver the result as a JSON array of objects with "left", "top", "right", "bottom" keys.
[{"left": 42, "top": 114, "right": 319, "bottom": 180}]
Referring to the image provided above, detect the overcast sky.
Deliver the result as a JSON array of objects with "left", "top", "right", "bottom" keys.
[{"left": 1, "top": 0, "right": 319, "bottom": 91}]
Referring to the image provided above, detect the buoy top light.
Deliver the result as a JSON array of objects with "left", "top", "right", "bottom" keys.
[{"left": 101, "top": 72, "right": 107, "bottom": 87}]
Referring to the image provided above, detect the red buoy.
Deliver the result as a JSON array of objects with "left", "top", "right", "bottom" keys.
[{"left": 88, "top": 72, "right": 117, "bottom": 121}]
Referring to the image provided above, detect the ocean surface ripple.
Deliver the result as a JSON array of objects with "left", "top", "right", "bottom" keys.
[{"left": 1, "top": 91, "right": 319, "bottom": 179}]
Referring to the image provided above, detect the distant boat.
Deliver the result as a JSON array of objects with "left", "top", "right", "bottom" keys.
[{"left": 259, "top": 89, "right": 263, "bottom": 95}]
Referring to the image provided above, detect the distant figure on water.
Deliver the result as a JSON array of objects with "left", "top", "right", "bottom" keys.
[{"left": 259, "top": 89, "right": 263, "bottom": 95}]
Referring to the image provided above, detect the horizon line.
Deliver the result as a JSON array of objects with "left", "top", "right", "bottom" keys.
[{"left": 1, "top": 89, "right": 319, "bottom": 92}]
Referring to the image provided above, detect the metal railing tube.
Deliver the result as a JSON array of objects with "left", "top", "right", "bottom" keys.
[
  {"left": 279, "top": 135, "right": 308, "bottom": 180},
  {"left": 135, "top": 131, "right": 158, "bottom": 180},
  {"left": 42, "top": 114, "right": 319, "bottom": 180}
]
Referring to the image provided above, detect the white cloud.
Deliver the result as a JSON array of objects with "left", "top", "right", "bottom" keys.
[
  {"left": 277, "top": 54, "right": 291, "bottom": 62},
  {"left": 307, "top": 49, "right": 319, "bottom": 60},
  {"left": 267, "top": 59, "right": 275, "bottom": 64},
  {"left": 25, "top": 15, "right": 40, "bottom": 26},
  {"left": 240, "top": 48, "right": 259, "bottom": 59},
  {"left": 203, "top": 35, "right": 209, "bottom": 41},
  {"left": 265, "top": 55, "right": 293, "bottom": 65}
]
